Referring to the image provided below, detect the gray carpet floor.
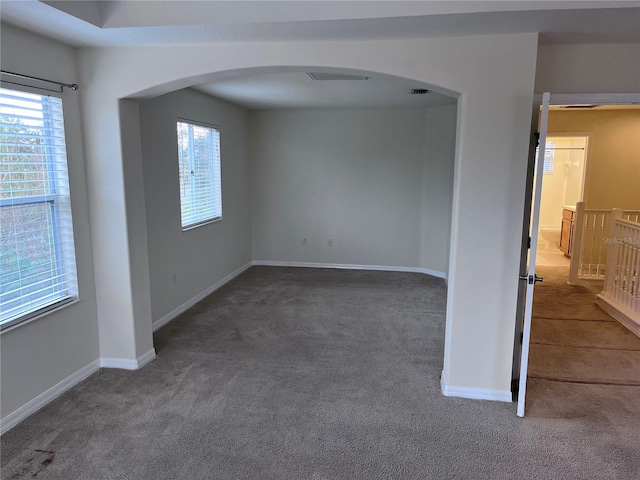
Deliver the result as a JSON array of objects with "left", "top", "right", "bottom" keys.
[{"left": 2, "top": 267, "right": 639, "bottom": 479}]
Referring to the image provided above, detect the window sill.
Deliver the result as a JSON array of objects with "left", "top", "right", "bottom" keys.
[
  {"left": 0, "top": 298, "right": 80, "bottom": 335},
  {"left": 181, "top": 216, "right": 223, "bottom": 231}
]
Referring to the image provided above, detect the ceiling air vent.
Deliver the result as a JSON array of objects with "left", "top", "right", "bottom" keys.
[
  {"left": 306, "top": 72, "right": 370, "bottom": 81},
  {"left": 411, "top": 89, "right": 430, "bottom": 95}
]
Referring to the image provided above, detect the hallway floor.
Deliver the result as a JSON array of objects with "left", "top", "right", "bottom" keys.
[
  {"left": 526, "top": 267, "right": 640, "bottom": 426},
  {"left": 535, "top": 229, "right": 570, "bottom": 267}
]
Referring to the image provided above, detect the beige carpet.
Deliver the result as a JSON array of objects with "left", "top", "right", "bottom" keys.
[
  {"left": 531, "top": 267, "right": 613, "bottom": 321},
  {"left": 535, "top": 229, "right": 571, "bottom": 267},
  {"left": 528, "top": 266, "right": 640, "bottom": 387}
]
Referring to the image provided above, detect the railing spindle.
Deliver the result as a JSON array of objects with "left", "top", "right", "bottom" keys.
[{"left": 572, "top": 207, "right": 640, "bottom": 281}]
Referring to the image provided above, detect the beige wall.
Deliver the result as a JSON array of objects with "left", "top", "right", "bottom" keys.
[
  {"left": 536, "top": 44, "right": 640, "bottom": 94},
  {"left": 548, "top": 109, "right": 640, "bottom": 210}
]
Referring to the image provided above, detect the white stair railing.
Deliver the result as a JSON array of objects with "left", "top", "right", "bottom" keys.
[
  {"left": 568, "top": 202, "right": 640, "bottom": 284},
  {"left": 596, "top": 209, "right": 640, "bottom": 336}
]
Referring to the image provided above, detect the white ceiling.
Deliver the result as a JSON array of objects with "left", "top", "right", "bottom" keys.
[
  {"left": 2, "top": 1, "right": 638, "bottom": 109},
  {"left": 39, "top": 1, "right": 640, "bottom": 31},
  {"left": 191, "top": 69, "right": 456, "bottom": 110},
  {"left": 1, "top": 1, "right": 639, "bottom": 47}
]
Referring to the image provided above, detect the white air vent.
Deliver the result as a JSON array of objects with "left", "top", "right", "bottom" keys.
[{"left": 307, "top": 72, "right": 370, "bottom": 81}]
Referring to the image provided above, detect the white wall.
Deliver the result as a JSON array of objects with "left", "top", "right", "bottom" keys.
[
  {"left": 420, "top": 105, "right": 457, "bottom": 274},
  {"left": 139, "top": 89, "right": 252, "bottom": 322},
  {"left": 250, "top": 107, "right": 454, "bottom": 272},
  {"left": 77, "top": 62, "right": 155, "bottom": 365},
  {"left": 0, "top": 25, "right": 100, "bottom": 419},
  {"left": 119, "top": 100, "right": 155, "bottom": 358}
]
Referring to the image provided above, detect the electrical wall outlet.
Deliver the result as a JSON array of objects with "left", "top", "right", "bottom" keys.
[
  {"left": 302, "top": 238, "right": 308, "bottom": 245},
  {"left": 327, "top": 239, "right": 333, "bottom": 247}
]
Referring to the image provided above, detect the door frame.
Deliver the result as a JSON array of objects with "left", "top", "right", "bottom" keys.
[
  {"left": 512, "top": 92, "right": 640, "bottom": 413},
  {"left": 511, "top": 97, "right": 542, "bottom": 398}
]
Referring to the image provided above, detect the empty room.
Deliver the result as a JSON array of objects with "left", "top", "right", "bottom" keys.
[{"left": 1, "top": 2, "right": 639, "bottom": 479}]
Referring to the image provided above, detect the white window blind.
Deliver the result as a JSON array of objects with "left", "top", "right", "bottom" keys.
[
  {"left": 543, "top": 141, "right": 554, "bottom": 174},
  {"left": 176, "top": 120, "right": 222, "bottom": 229},
  {"left": 535, "top": 140, "right": 555, "bottom": 175},
  {"left": 0, "top": 87, "right": 78, "bottom": 329}
]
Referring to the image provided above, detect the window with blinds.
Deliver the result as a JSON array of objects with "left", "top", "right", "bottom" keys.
[
  {"left": 0, "top": 87, "right": 78, "bottom": 329},
  {"left": 535, "top": 140, "right": 555, "bottom": 175},
  {"left": 176, "top": 120, "right": 222, "bottom": 230}
]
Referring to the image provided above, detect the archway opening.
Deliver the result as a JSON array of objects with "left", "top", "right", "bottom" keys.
[{"left": 132, "top": 65, "right": 458, "bottom": 385}]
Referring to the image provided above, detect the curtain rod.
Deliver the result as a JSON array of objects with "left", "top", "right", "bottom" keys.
[{"left": 1, "top": 70, "right": 78, "bottom": 92}]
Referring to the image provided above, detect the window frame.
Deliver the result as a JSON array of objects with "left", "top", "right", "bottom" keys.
[
  {"left": 175, "top": 118, "right": 223, "bottom": 231},
  {"left": 0, "top": 84, "right": 79, "bottom": 331}
]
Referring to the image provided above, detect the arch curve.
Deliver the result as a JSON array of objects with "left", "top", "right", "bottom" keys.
[{"left": 129, "top": 65, "right": 460, "bottom": 103}]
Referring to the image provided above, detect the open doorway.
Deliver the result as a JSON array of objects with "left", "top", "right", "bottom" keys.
[
  {"left": 519, "top": 99, "right": 640, "bottom": 419},
  {"left": 135, "top": 67, "right": 457, "bottom": 402},
  {"left": 534, "top": 135, "right": 588, "bottom": 270}
]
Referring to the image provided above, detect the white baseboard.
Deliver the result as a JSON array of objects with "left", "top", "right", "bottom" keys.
[
  {"left": 100, "top": 348, "right": 157, "bottom": 370},
  {"left": 1, "top": 359, "right": 101, "bottom": 435},
  {"left": 136, "top": 348, "right": 157, "bottom": 367},
  {"left": 252, "top": 260, "right": 447, "bottom": 280},
  {"left": 440, "top": 369, "right": 512, "bottom": 402},
  {"left": 1, "top": 348, "right": 158, "bottom": 435},
  {"left": 152, "top": 261, "right": 253, "bottom": 332},
  {"left": 596, "top": 294, "right": 640, "bottom": 338}
]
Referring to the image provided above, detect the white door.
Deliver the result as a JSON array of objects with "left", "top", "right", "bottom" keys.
[{"left": 517, "top": 92, "right": 551, "bottom": 417}]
